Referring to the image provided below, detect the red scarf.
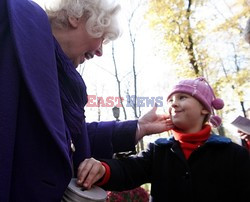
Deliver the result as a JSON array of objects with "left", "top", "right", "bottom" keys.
[{"left": 173, "top": 125, "right": 211, "bottom": 159}]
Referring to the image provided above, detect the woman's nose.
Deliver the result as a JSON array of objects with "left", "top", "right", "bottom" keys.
[{"left": 94, "top": 45, "right": 103, "bottom": 57}]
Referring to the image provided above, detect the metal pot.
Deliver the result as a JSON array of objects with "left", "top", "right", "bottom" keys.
[{"left": 62, "top": 178, "right": 107, "bottom": 202}]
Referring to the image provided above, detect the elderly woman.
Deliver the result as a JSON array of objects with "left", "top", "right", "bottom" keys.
[{"left": 0, "top": 0, "right": 172, "bottom": 201}]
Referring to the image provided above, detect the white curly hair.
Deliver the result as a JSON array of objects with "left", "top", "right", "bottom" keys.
[{"left": 45, "top": 0, "right": 121, "bottom": 43}]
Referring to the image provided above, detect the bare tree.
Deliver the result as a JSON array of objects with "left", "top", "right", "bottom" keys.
[
  {"left": 111, "top": 42, "right": 127, "bottom": 120},
  {"left": 126, "top": 0, "right": 147, "bottom": 150},
  {"left": 126, "top": 0, "right": 145, "bottom": 119},
  {"left": 220, "top": 43, "right": 248, "bottom": 118}
]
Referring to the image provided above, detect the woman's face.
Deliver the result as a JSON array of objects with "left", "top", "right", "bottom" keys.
[
  {"left": 167, "top": 93, "right": 209, "bottom": 133},
  {"left": 67, "top": 17, "right": 104, "bottom": 67}
]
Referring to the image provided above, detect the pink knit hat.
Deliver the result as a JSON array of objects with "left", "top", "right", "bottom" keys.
[{"left": 167, "top": 77, "right": 224, "bottom": 127}]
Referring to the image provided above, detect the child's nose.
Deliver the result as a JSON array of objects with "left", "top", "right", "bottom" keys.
[{"left": 171, "top": 100, "right": 178, "bottom": 107}]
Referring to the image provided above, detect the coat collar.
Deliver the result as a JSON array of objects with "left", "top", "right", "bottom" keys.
[
  {"left": 8, "top": 0, "right": 70, "bottom": 161},
  {"left": 155, "top": 134, "right": 231, "bottom": 146}
]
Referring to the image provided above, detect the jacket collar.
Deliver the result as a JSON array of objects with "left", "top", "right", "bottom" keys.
[{"left": 155, "top": 134, "right": 231, "bottom": 146}]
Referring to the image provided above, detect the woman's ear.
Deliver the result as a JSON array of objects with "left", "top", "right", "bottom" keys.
[{"left": 68, "top": 16, "right": 80, "bottom": 28}]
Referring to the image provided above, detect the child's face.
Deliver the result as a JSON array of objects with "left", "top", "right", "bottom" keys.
[{"left": 167, "top": 93, "right": 209, "bottom": 133}]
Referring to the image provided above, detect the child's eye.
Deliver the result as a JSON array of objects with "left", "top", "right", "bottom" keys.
[
  {"left": 180, "top": 95, "right": 187, "bottom": 100},
  {"left": 168, "top": 99, "right": 173, "bottom": 103}
]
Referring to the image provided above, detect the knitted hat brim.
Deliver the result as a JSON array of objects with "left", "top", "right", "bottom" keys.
[{"left": 167, "top": 84, "right": 211, "bottom": 113}]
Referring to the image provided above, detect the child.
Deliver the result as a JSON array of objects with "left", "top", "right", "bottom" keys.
[
  {"left": 244, "top": 18, "right": 250, "bottom": 44},
  {"left": 238, "top": 129, "right": 250, "bottom": 152},
  {"left": 77, "top": 77, "right": 250, "bottom": 202}
]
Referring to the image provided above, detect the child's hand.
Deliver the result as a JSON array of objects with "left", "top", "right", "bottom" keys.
[
  {"left": 238, "top": 130, "right": 250, "bottom": 142},
  {"left": 77, "top": 158, "right": 106, "bottom": 189}
]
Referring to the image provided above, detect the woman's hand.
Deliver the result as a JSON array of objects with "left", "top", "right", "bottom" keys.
[
  {"left": 77, "top": 158, "right": 105, "bottom": 189},
  {"left": 136, "top": 105, "right": 174, "bottom": 142}
]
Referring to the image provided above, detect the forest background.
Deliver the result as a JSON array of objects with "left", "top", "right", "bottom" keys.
[{"left": 35, "top": 0, "right": 250, "bottom": 147}]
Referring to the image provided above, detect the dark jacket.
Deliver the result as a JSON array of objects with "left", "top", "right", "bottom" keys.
[
  {"left": 103, "top": 134, "right": 250, "bottom": 202},
  {"left": 0, "top": 0, "right": 136, "bottom": 201}
]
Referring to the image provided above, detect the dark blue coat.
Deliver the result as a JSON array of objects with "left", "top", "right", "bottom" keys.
[
  {"left": 0, "top": 0, "right": 137, "bottom": 201},
  {"left": 102, "top": 135, "right": 250, "bottom": 202}
]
